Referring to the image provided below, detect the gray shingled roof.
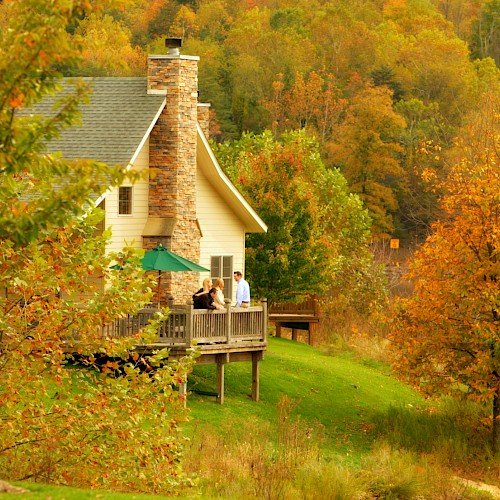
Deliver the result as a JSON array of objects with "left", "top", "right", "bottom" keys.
[{"left": 25, "top": 78, "right": 165, "bottom": 166}]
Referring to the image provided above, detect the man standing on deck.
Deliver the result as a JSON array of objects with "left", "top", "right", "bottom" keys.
[{"left": 234, "top": 271, "right": 250, "bottom": 308}]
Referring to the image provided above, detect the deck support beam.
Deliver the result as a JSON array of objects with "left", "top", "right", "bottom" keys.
[
  {"left": 270, "top": 320, "right": 319, "bottom": 346},
  {"left": 216, "top": 353, "right": 229, "bottom": 404},
  {"left": 252, "top": 351, "right": 262, "bottom": 402},
  {"left": 216, "top": 363, "right": 224, "bottom": 404}
]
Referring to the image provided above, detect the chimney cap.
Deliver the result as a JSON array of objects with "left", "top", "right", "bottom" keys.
[{"left": 165, "top": 37, "right": 182, "bottom": 54}]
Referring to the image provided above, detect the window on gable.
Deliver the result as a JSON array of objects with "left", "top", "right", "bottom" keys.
[
  {"left": 118, "top": 186, "right": 133, "bottom": 215},
  {"left": 211, "top": 255, "right": 233, "bottom": 299}
]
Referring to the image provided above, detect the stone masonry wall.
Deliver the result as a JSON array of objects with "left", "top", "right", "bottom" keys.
[
  {"left": 146, "top": 54, "right": 202, "bottom": 304},
  {"left": 197, "top": 103, "right": 210, "bottom": 138}
]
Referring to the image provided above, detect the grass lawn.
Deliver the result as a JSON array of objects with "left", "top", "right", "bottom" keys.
[
  {"left": 4, "top": 483, "right": 166, "bottom": 499},
  {"left": 8, "top": 336, "right": 493, "bottom": 498},
  {"left": 185, "top": 336, "right": 427, "bottom": 461}
]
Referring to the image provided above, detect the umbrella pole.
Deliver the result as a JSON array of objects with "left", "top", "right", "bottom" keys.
[{"left": 157, "top": 270, "right": 162, "bottom": 308}]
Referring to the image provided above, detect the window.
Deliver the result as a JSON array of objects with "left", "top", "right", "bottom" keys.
[
  {"left": 211, "top": 255, "right": 233, "bottom": 299},
  {"left": 118, "top": 186, "right": 132, "bottom": 215}
]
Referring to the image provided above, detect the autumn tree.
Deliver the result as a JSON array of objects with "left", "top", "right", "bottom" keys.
[
  {"left": 0, "top": 0, "right": 194, "bottom": 492},
  {"left": 145, "top": 0, "right": 179, "bottom": 41},
  {"left": 471, "top": 0, "right": 500, "bottom": 65},
  {"left": 433, "top": 0, "right": 484, "bottom": 40},
  {"left": 224, "top": 6, "right": 317, "bottom": 133},
  {"left": 395, "top": 25, "right": 475, "bottom": 125},
  {"left": 196, "top": 0, "right": 233, "bottom": 42},
  {"left": 264, "top": 70, "right": 347, "bottom": 147},
  {"left": 170, "top": 4, "right": 198, "bottom": 39},
  {"left": 371, "top": 66, "right": 404, "bottom": 102},
  {"left": 390, "top": 93, "right": 500, "bottom": 453},
  {"left": 309, "top": 2, "right": 383, "bottom": 81},
  {"left": 392, "top": 98, "right": 447, "bottom": 240},
  {"left": 75, "top": 13, "right": 146, "bottom": 76},
  {"left": 214, "top": 130, "right": 383, "bottom": 308},
  {"left": 328, "top": 82, "right": 406, "bottom": 239},
  {"left": 183, "top": 37, "right": 236, "bottom": 139}
]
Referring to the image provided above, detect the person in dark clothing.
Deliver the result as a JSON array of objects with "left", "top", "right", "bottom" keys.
[
  {"left": 193, "top": 288, "right": 218, "bottom": 310},
  {"left": 193, "top": 278, "right": 212, "bottom": 300}
]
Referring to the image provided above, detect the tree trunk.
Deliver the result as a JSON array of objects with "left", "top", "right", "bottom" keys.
[{"left": 493, "top": 385, "right": 500, "bottom": 455}]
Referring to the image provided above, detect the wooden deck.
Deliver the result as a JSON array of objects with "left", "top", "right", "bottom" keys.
[
  {"left": 101, "top": 300, "right": 268, "bottom": 404},
  {"left": 269, "top": 296, "right": 319, "bottom": 345}
]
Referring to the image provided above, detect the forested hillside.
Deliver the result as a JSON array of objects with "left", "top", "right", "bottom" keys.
[
  {"left": 56, "top": 0, "right": 500, "bottom": 241},
  {"left": 1, "top": 1, "right": 500, "bottom": 492}
]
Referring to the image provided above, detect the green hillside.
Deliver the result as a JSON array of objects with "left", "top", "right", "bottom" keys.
[
  {"left": 183, "top": 337, "right": 497, "bottom": 498},
  {"left": 187, "top": 337, "right": 426, "bottom": 460},
  {"left": 7, "top": 336, "right": 498, "bottom": 499}
]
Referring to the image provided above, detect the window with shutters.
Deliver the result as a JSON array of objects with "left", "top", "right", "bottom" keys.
[
  {"left": 210, "top": 255, "right": 233, "bottom": 299},
  {"left": 118, "top": 186, "right": 133, "bottom": 215}
]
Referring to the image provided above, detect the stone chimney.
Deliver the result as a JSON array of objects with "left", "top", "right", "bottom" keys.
[
  {"left": 197, "top": 103, "right": 211, "bottom": 138},
  {"left": 144, "top": 38, "right": 202, "bottom": 303}
]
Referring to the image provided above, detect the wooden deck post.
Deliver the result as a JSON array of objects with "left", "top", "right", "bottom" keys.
[
  {"left": 261, "top": 298, "right": 268, "bottom": 342},
  {"left": 292, "top": 328, "right": 298, "bottom": 341},
  {"left": 216, "top": 353, "right": 228, "bottom": 404},
  {"left": 185, "top": 300, "right": 193, "bottom": 345},
  {"left": 225, "top": 299, "right": 232, "bottom": 344},
  {"left": 309, "top": 322, "right": 317, "bottom": 346},
  {"left": 252, "top": 351, "right": 262, "bottom": 401}
]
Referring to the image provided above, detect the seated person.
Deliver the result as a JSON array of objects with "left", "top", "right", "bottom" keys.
[
  {"left": 193, "top": 288, "right": 218, "bottom": 310},
  {"left": 193, "top": 278, "right": 212, "bottom": 299}
]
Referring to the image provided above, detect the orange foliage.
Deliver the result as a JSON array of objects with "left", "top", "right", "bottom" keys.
[
  {"left": 143, "top": 0, "right": 169, "bottom": 26},
  {"left": 328, "top": 82, "right": 406, "bottom": 238},
  {"left": 264, "top": 70, "right": 347, "bottom": 146},
  {"left": 390, "top": 95, "right": 500, "bottom": 450},
  {"left": 383, "top": 0, "right": 408, "bottom": 17}
]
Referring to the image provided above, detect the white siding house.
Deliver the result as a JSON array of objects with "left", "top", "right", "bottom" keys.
[{"left": 26, "top": 47, "right": 267, "bottom": 304}]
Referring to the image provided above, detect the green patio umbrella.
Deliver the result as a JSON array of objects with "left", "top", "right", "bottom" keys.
[{"left": 141, "top": 245, "right": 209, "bottom": 306}]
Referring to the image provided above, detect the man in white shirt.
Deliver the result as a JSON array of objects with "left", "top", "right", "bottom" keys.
[{"left": 234, "top": 271, "right": 250, "bottom": 307}]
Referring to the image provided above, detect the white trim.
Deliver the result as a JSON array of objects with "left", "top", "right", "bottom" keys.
[
  {"left": 94, "top": 187, "right": 112, "bottom": 209},
  {"left": 196, "top": 124, "right": 267, "bottom": 233},
  {"left": 92, "top": 105, "right": 268, "bottom": 237},
  {"left": 130, "top": 99, "right": 166, "bottom": 165}
]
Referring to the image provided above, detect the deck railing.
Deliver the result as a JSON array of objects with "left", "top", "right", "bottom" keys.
[
  {"left": 269, "top": 295, "right": 318, "bottom": 316},
  {"left": 102, "top": 299, "right": 268, "bottom": 347}
]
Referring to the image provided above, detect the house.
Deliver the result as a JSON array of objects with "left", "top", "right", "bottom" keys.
[{"left": 31, "top": 38, "right": 267, "bottom": 305}]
